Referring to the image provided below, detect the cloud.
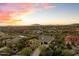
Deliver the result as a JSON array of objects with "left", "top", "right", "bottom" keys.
[
  {"left": 0, "top": 3, "right": 55, "bottom": 23},
  {"left": 0, "top": 3, "right": 56, "bottom": 25}
]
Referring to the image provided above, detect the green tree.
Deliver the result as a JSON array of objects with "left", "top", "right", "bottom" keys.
[
  {"left": 0, "top": 47, "right": 12, "bottom": 56},
  {"left": 39, "top": 45, "right": 53, "bottom": 56},
  {"left": 53, "top": 47, "right": 62, "bottom": 56},
  {"left": 28, "top": 39, "right": 41, "bottom": 50},
  {"left": 17, "top": 47, "right": 32, "bottom": 56},
  {"left": 61, "top": 49, "right": 75, "bottom": 56},
  {"left": 16, "top": 38, "right": 26, "bottom": 50}
]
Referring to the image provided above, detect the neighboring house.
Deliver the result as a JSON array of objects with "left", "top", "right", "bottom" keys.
[
  {"left": 6, "top": 35, "right": 26, "bottom": 44},
  {"left": 75, "top": 28, "right": 79, "bottom": 32},
  {"left": 33, "top": 30, "right": 42, "bottom": 34},
  {"left": 5, "top": 35, "right": 26, "bottom": 47},
  {"left": 65, "top": 35, "right": 79, "bottom": 45},
  {"left": 3, "top": 35, "right": 27, "bottom": 54},
  {"left": 0, "top": 31, "right": 6, "bottom": 36}
]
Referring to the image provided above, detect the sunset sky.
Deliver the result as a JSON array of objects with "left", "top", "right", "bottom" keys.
[{"left": 0, "top": 3, "right": 79, "bottom": 26}]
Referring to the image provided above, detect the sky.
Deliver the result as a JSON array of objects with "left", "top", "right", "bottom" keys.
[{"left": 0, "top": 3, "right": 79, "bottom": 26}]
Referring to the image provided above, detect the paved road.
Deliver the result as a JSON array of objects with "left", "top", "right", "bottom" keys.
[
  {"left": 0, "top": 47, "right": 7, "bottom": 51},
  {"left": 31, "top": 44, "right": 49, "bottom": 56},
  {"left": 31, "top": 47, "right": 40, "bottom": 56}
]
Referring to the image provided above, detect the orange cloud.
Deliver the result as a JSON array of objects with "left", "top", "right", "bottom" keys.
[{"left": 6, "top": 19, "right": 22, "bottom": 25}]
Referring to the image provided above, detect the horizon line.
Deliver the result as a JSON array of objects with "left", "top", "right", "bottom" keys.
[{"left": 0, "top": 23, "right": 79, "bottom": 26}]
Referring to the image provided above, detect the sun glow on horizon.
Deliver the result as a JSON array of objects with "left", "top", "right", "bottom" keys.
[
  {"left": 7, "top": 11, "right": 79, "bottom": 26},
  {"left": 6, "top": 10, "right": 35, "bottom": 25}
]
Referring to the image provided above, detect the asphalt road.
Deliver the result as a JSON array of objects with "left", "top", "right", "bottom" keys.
[
  {"left": 31, "top": 47, "right": 40, "bottom": 56},
  {"left": 0, "top": 47, "right": 7, "bottom": 51}
]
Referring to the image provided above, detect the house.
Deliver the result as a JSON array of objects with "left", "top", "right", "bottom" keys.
[
  {"left": 65, "top": 35, "right": 79, "bottom": 45},
  {"left": 5, "top": 35, "right": 26, "bottom": 50},
  {"left": 39, "top": 35, "right": 55, "bottom": 44}
]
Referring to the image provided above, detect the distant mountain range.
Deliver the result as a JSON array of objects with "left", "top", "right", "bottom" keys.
[{"left": 0, "top": 23, "right": 79, "bottom": 27}]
